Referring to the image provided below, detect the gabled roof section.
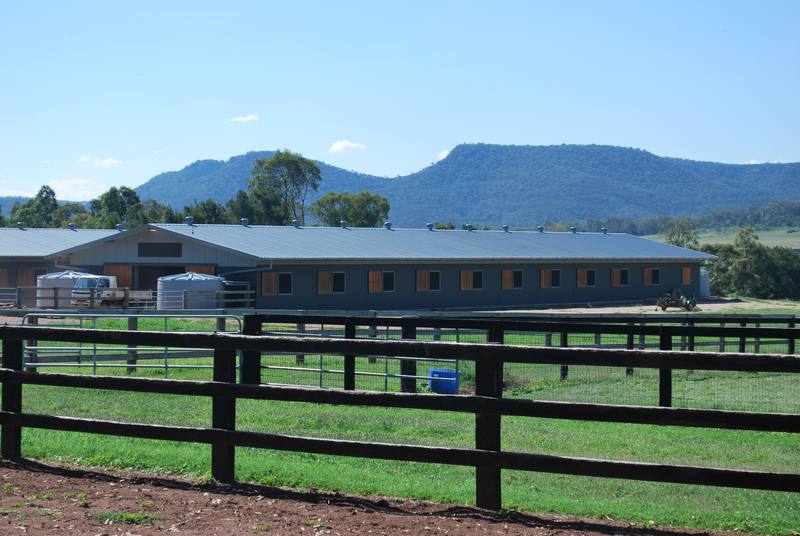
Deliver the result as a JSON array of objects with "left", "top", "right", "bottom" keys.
[
  {"left": 0, "top": 227, "right": 118, "bottom": 259},
  {"left": 142, "top": 223, "right": 716, "bottom": 262}
]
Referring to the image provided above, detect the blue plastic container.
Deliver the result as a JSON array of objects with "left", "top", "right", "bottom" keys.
[{"left": 428, "top": 367, "right": 460, "bottom": 394}]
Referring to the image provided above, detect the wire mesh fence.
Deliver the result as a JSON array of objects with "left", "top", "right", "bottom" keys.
[{"left": 7, "top": 314, "right": 798, "bottom": 414}]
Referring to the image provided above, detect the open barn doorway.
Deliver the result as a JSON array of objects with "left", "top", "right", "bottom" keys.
[{"left": 137, "top": 266, "right": 185, "bottom": 290}]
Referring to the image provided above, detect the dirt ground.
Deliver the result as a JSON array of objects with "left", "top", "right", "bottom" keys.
[{"left": 0, "top": 461, "right": 742, "bottom": 536}]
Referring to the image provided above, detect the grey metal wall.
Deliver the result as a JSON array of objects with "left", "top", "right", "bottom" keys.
[
  {"left": 246, "top": 262, "right": 702, "bottom": 310},
  {"left": 65, "top": 229, "right": 255, "bottom": 267},
  {"left": 0, "top": 261, "right": 57, "bottom": 286}
]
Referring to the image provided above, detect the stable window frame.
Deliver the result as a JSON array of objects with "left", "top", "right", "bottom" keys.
[{"left": 277, "top": 272, "right": 293, "bottom": 295}]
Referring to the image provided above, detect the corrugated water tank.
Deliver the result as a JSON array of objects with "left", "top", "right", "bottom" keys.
[
  {"left": 157, "top": 272, "right": 224, "bottom": 310},
  {"left": 36, "top": 270, "right": 94, "bottom": 308}
]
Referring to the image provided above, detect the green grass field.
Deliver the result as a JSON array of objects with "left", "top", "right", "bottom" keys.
[
  {"left": 647, "top": 226, "right": 800, "bottom": 249},
  {"left": 3, "top": 315, "right": 800, "bottom": 534}
]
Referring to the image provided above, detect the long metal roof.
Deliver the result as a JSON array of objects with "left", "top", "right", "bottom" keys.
[
  {"left": 136, "top": 224, "right": 715, "bottom": 262},
  {"left": 0, "top": 227, "right": 118, "bottom": 259}
]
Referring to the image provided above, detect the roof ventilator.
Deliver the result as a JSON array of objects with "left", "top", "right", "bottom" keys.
[
  {"left": 115, "top": 223, "right": 125, "bottom": 232},
  {"left": 241, "top": 218, "right": 250, "bottom": 226},
  {"left": 292, "top": 219, "right": 301, "bottom": 228},
  {"left": 426, "top": 223, "right": 434, "bottom": 231},
  {"left": 16, "top": 221, "right": 24, "bottom": 230},
  {"left": 68, "top": 223, "right": 77, "bottom": 231},
  {"left": 185, "top": 216, "right": 194, "bottom": 226},
  {"left": 465, "top": 224, "right": 473, "bottom": 231},
  {"left": 384, "top": 222, "right": 392, "bottom": 230},
  {"left": 502, "top": 225, "right": 509, "bottom": 232},
  {"left": 340, "top": 220, "right": 347, "bottom": 228},
  {"left": 601, "top": 227, "right": 608, "bottom": 234},
  {"left": 570, "top": 226, "right": 577, "bottom": 233},
  {"left": 536, "top": 226, "right": 544, "bottom": 233}
]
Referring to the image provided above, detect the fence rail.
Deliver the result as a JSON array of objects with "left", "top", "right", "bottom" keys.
[{"left": 1, "top": 323, "right": 799, "bottom": 509}]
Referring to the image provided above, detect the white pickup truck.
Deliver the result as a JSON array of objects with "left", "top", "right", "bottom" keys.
[{"left": 71, "top": 276, "right": 150, "bottom": 307}]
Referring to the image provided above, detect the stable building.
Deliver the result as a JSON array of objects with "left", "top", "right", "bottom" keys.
[
  {"left": 0, "top": 226, "right": 117, "bottom": 288},
  {"left": 51, "top": 222, "right": 715, "bottom": 310}
]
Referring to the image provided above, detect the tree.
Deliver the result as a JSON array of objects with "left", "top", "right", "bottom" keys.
[
  {"left": 10, "top": 186, "right": 60, "bottom": 227},
  {"left": 250, "top": 150, "right": 321, "bottom": 224},
  {"left": 183, "top": 199, "right": 232, "bottom": 224},
  {"left": 310, "top": 191, "right": 390, "bottom": 227},
  {"left": 89, "top": 186, "right": 144, "bottom": 228},
  {"left": 664, "top": 218, "right": 699, "bottom": 250}
]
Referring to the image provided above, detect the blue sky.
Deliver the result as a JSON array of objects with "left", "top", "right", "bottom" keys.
[{"left": 0, "top": 1, "right": 798, "bottom": 200}]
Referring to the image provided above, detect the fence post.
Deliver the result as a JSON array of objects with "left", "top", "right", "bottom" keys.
[
  {"left": 559, "top": 332, "right": 568, "bottom": 380},
  {"left": 738, "top": 320, "right": 747, "bottom": 353},
  {"left": 89, "top": 288, "right": 96, "bottom": 309},
  {"left": 211, "top": 346, "right": 237, "bottom": 483},
  {"left": 688, "top": 320, "right": 695, "bottom": 352},
  {"left": 754, "top": 321, "right": 761, "bottom": 353},
  {"left": 126, "top": 316, "right": 138, "bottom": 373},
  {"left": 368, "top": 311, "right": 378, "bottom": 364},
  {"left": 25, "top": 316, "right": 37, "bottom": 373},
  {"left": 52, "top": 287, "right": 59, "bottom": 308},
  {"left": 295, "top": 322, "right": 306, "bottom": 364},
  {"left": 625, "top": 324, "right": 634, "bottom": 377},
  {"left": 240, "top": 315, "right": 262, "bottom": 384},
  {"left": 659, "top": 334, "right": 672, "bottom": 407},
  {"left": 400, "top": 321, "right": 417, "bottom": 393},
  {"left": 1, "top": 338, "right": 23, "bottom": 459},
  {"left": 788, "top": 318, "right": 796, "bottom": 355},
  {"left": 123, "top": 288, "right": 130, "bottom": 309},
  {"left": 719, "top": 322, "right": 726, "bottom": 352},
  {"left": 343, "top": 319, "right": 356, "bottom": 391},
  {"left": 476, "top": 323, "right": 503, "bottom": 510}
]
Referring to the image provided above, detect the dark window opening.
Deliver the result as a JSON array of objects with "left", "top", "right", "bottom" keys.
[
  {"left": 472, "top": 271, "right": 483, "bottom": 290},
  {"left": 138, "top": 242, "right": 182, "bottom": 257},
  {"left": 512, "top": 270, "right": 523, "bottom": 289},
  {"left": 551, "top": 270, "right": 561, "bottom": 288},
  {"left": 429, "top": 271, "right": 441, "bottom": 290},
  {"left": 278, "top": 273, "right": 292, "bottom": 295},
  {"left": 382, "top": 271, "right": 395, "bottom": 292},
  {"left": 586, "top": 269, "right": 596, "bottom": 287},
  {"left": 332, "top": 272, "right": 346, "bottom": 293},
  {"left": 652, "top": 269, "right": 661, "bottom": 284},
  {"left": 138, "top": 266, "right": 185, "bottom": 290},
  {"left": 620, "top": 269, "right": 629, "bottom": 285}
]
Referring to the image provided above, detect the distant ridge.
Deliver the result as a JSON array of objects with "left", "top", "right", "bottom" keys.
[{"left": 66, "top": 144, "right": 800, "bottom": 227}]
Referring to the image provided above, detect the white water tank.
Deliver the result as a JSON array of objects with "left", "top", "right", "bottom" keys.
[
  {"left": 157, "top": 272, "right": 225, "bottom": 310},
  {"left": 36, "top": 270, "right": 94, "bottom": 308},
  {"left": 699, "top": 268, "right": 711, "bottom": 298}
]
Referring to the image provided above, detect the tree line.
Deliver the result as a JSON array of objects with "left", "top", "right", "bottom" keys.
[
  {"left": 0, "top": 150, "right": 391, "bottom": 229},
  {"left": 563, "top": 201, "right": 800, "bottom": 236},
  {"left": 664, "top": 222, "right": 800, "bottom": 300}
]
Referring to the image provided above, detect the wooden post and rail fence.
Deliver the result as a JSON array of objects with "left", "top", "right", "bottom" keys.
[{"left": 1, "top": 323, "right": 799, "bottom": 510}]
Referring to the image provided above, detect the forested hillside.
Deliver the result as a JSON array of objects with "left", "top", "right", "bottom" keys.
[{"left": 133, "top": 144, "right": 800, "bottom": 227}]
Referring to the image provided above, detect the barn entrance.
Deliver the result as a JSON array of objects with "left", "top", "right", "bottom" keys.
[{"left": 137, "top": 266, "right": 185, "bottom": 290}]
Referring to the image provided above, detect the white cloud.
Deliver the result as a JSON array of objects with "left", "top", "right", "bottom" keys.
[
  {"left": 76, "top": 156, "right": 122, "bottom": 167},
  {"left": 742, "top": 159, "right": 761, "bottom": 165},
  {"left": 328, "top": 139, "right": 367, "bottom": 154},
  {"left": 229, "top": 113, "right": 259, "bottom": 123},
  {"left": 436, "top": 149, "right": 450, "bottom": 161},
  {"left": 47, "top": 179, "right": 109, "bottom": 201}
]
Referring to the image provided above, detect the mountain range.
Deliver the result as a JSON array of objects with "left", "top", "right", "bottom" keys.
[
  {"left": 134, "top": 144, "right": 800, "bottom": 227},
  {"left": 4, "top": 144, "right": 799, "bottom": 227}
]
